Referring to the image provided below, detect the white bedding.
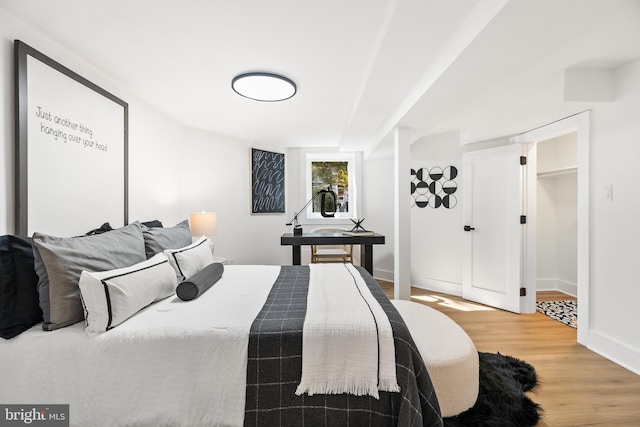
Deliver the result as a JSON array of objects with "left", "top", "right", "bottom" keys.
[
  {"left": 296, "top": 264, "right": 398, "bottom": 398},
  {"left": 0, "top": 265, "right": 280, "bottom": 427}
]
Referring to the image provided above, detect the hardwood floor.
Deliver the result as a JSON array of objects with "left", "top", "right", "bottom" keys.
[{"left": 379, "top": 282, "right": 640, "bottom": 426}]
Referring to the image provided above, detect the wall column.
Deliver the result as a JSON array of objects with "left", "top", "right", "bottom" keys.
[{"left": 394, "top": 127, "right": 411, "bottom": 300}]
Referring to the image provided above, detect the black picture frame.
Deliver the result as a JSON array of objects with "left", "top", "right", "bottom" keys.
[
  {"left": 250, "top": 148, "right": 285, "bottom": 214},
  {"left": 14, "top": 40, "right": 128, "bottom": 236}
]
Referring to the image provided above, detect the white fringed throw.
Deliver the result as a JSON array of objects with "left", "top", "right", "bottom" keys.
[{"left": 296, "top": 264, "right": 399, "bottom": 399}]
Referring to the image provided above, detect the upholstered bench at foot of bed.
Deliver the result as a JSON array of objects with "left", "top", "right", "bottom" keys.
[{"left": 391, "top": 300, "right": 479, "bottom": 417}]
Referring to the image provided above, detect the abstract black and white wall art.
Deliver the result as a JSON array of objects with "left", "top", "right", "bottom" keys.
[
  {"left": 411, "top": 166, "right": 458, "bottom": 209},
  {"left": 251, "top": 148, "right": 285, "bottom": 214}
]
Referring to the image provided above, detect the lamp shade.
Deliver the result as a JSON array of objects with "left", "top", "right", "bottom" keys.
[{"left": 189, "top": 212, "right": 217, "bottom": 238}]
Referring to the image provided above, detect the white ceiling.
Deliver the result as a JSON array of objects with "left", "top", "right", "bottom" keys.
[{"left": 2, "top": 0, "right": 639, "bottom": 156}]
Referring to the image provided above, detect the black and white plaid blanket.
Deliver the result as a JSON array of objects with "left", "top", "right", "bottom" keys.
[{"left": 244, "top": 266, "right": 443, "bottom": 427}]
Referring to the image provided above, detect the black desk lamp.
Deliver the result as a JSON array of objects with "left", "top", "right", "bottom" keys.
[{"left": 286, "top": 187, "right": 337, "bottom": 235}]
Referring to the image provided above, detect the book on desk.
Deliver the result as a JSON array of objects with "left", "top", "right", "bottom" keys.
[{"left": 342, "top": 230, "right": 375, "bottom": 236}]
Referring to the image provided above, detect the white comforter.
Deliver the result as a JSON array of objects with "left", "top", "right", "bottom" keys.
[{"left": 0, "top": 265, "right": 280, "bottom": 427}]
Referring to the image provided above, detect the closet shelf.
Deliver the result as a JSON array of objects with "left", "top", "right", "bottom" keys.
[{"left": 537, "top": 166, "right": 577, "bottom": 178}]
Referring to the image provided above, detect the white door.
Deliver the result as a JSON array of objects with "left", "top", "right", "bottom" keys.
[{"left": 462, "top": 144, "right": 526, "bottom": 313}]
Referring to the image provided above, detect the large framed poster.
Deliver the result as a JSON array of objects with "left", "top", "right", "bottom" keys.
[
  {"left": 14, "top": 40, "right": 128, "bottom": 237},
  {"left": 250, "top": 148, "right": 285, "bottom": 214}
]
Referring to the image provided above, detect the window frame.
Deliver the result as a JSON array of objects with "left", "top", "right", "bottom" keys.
[{"left": 303, "top": 151, "right": 359, "bottom": 222}]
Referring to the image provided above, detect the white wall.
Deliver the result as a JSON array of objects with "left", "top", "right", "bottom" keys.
[
  {"left": 536, "top": 175, "right": 578, "bottom": 294},
  {"left": 127, "top": 96, "right": 187, "bottom": 227},
  {"left": 410, "top": 131, "right": 464, "bottom": 294},
  {"left": 362, "top": 155, "right": 395, "bottom": 280},
  {"left": 588, "top": 59, "right": 640, "bottom": 373},
  {"left": 536, "top": 134, "right": 578, "bottom": 294},
  {"left": 555, "top": 174, "right": 578, "bottom": 289},
  {"left": 179, "top": 130, "right": 292, "bottom": 265},
  {"left": 536, "top": 178, "right": 558, "bottom": 284},
  {"left": 537, "top": 133, "right": 578, "bottom": 174}
]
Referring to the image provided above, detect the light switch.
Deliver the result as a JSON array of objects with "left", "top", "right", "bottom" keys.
[{"left": 602, "top": 185, "right": 613, "bottom": 201}]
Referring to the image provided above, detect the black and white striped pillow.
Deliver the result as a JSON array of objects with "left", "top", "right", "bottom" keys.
[
  {"left": 79, "top": 253, "right": 177, "bottom": 333},
  {"left": 163, "top": 237, "right": 213, "bottom": 282}
]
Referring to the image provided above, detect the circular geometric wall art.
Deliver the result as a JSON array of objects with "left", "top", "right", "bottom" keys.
[{"left": 410, "top": 165, "right": 458, "bottom": 209}]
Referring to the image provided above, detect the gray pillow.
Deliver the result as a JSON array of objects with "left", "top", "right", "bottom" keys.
[
  {"left": 141, "top": 219, "right": 192, "bottom": 259},
  {"left": 33, "top": 222, "right": 146, "bottom": 331}
]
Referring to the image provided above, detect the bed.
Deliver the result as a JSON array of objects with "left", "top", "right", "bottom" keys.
[{"left": 0, "top": 222, "right": 443, "bottom": 427}]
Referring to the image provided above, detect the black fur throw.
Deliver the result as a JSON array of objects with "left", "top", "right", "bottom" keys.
[{"left": 444, "top": 352, "right": 542, "bottom": 427}]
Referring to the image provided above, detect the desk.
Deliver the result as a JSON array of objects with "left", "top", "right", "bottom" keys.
[{"left": 281, "top": 232, "right": 385, "bottom": 275}]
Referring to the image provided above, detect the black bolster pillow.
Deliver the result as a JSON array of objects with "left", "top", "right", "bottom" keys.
[{"left": 176, "top": 262, "right": 224, "bottom": 301}]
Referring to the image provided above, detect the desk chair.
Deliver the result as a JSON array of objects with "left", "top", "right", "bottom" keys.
[{"left": 310, "top": 227, "right": 353, "bottom": 264}]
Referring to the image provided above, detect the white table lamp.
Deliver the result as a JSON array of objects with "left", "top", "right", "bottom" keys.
[{"left": 190, "top": 212, "right": 217, "bottom": 253}]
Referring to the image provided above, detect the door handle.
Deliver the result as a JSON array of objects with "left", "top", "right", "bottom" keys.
[{"left": 464, "top": 225, "right": 475, "bottom": 232}]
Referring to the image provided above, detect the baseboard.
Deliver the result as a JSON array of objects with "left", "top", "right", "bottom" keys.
[
  {"left": 374, "top": 272, "right": 463, "bottom": 296},
  {"left": 536, "top": 278, "right": 577, "bottom": 297},
  {"left": 536, "top": 279, "right": 557, "bottom": 291},
  {"left": 588, "top": 330, "right": 640, "bottom": 376},
  {"left": 411, "top": 276, "right": 463, "bottom": 297},
  {"left": 557, "top": 280, "right": 577, "bottom": 297},
  {"left": 372, "top": 268, "right": 393, "bottom": 283}
]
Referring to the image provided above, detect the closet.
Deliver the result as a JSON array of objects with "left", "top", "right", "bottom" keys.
[{"left": 536, "top": 133, "right": 578, "bottom": 297}]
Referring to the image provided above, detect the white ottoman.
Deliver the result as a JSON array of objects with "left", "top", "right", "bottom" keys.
[{"left": 392, "top": 300, "right": 479, "bottom": 417}]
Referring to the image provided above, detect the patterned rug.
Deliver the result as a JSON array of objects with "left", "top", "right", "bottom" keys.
[{"left": 536, "top": 300, "right": 577, "bottom": 328}]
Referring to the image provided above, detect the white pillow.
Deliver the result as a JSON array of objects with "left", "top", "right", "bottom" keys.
[
  {"left": 163, "top": 236, "right": 213, "bottom": 282},
  {"left": 79, "top": 253, "right": 177, "bottom": 333}
]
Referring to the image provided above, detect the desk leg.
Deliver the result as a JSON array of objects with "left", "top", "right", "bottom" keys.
[
  {"left": 361, "top": 244, "right": 373, "bottom": 275},
  {"left": 292, "top": 246, "right": 301, "bottom": 265}
]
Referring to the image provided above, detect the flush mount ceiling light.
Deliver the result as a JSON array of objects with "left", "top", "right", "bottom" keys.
[{"left": 231, "top": 72, "right": 297, "bottom": 102}]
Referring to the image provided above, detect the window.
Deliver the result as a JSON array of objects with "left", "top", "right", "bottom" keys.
[{"left": 305, "top": 152, "right": 358, "bottom": 220}]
